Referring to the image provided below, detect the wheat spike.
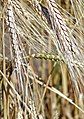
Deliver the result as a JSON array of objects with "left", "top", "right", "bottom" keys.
[
  {"left": 45, "top": 0, "right": 84, "bottom": 94},
  {"left": 6, "top": 0, "right": 39, "bottom": 118},
  {"left": 32, "top": 0, "right": 84, "bottom": 94}
]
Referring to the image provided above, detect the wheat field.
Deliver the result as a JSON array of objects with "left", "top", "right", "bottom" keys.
[{"left": 0, "top": 0, "right": 84, "bottom": 119}]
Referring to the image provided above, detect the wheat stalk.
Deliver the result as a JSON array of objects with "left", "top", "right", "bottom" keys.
[
  {"left": 6, "top": 0, "right": 39, "bottom": 118},
  {"left": 24, "top": 65, "right": 84, "bottom": 114},
  {"left": 31, "top": 0, "right": 84, "bottom": 94},
  {"left": 7, "top": 0, "right": 25, "bottom": 96}
]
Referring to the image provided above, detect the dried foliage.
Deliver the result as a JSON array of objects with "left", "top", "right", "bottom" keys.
[{"left": 0, "top": 0, "right": 84, "bottom": 119}]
